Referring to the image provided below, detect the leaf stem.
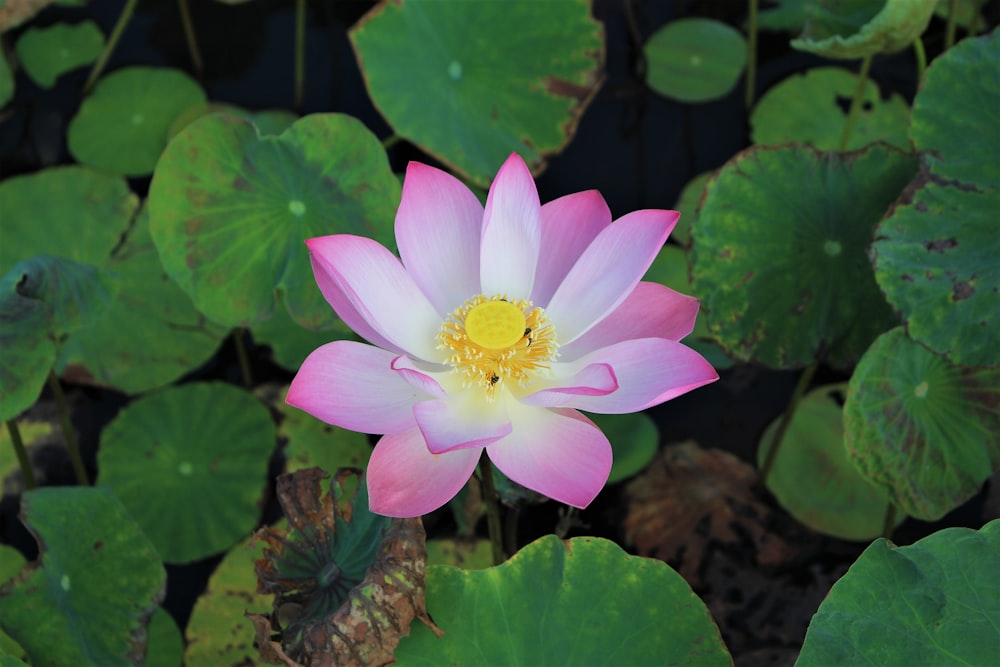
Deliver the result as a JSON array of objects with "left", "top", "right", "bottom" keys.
[
  {"left": 295, "top": 0, "right": 306, "bottom": 112},
  {"left": 759, "top": 362, "right": 818, "bottom": 486},
  {"left": 381, "top": 134, "right": 401, "bottom": 149},
  {"left": 881, "top": 502, "right": 897, "bottom": 540},
  {"left": 47, "top": 372, "right": 89, "bottom": 486},
  {"left": 944, "top": 0, "right": 959, "bottom": 49},
  {"left": 478, "top": 452, "right": 506, "bottom": 566},
  {"left": 744, "top": 0, "right": 759, "bottom": 112},
  {"left": 84, "top": 0, "right": 140, "bottom": 94},
  {"left": 177, "top": 0, "right": 204, "bottom": 79},
  {"left": 912, "top": 37, "right": 927, "bottom": 84},
  {"left": 232, "top": 327, "right": 254, "bottom": 388},
  {"left": 838, "top": 53, "right": 873, "bottom": 152},
  {"left": 5, "top": 420, "right": 37, "bottom": 490}
]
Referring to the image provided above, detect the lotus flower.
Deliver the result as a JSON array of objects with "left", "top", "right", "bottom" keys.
[{"left": 287, "top": 154, "right": 718, "bottom": 517}]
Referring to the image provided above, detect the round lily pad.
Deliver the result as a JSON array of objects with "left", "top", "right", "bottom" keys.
[
  {"left": 758, "top": 385, "right": 899, "bottom": 540},
  {"left": 670, "top": 170, "right": 714, "bottom": 247},
  {"left": 68, "top": 67, "right": 206, "bottom": 176},
  {"left": 798, "top": 520, "right": 1000, "bottom": 666},
  {"left": 0, "top": 486, "right": 165, "bottom": 666},
  {"left": 844, "top": 327, "right": 1000, "bottom": 520},
  {"left": 145, "top": 608, "right": 183, "bottom": 667},
  {"left": 395, "top": 535, "right": 731, "bottom": 665},
  {"left": 349, "top": 0, "right": 604, "bottom": 187},
  {"left": 645, "top": 18, "right": 747, "bottom": 103},
  {"left": 0, "top": 286, "right": 54, "bottom": 423},
  {"left": 98, "top": 382, "right": 276, "bottom": 563},
  {"left": 751, "top": 67, "right": 910, "bottom": 150},
  {"left": 14, "top": 21, "right": 104, "bottom": 89},
  {"left": 791, "top": 0, "right": 938, "bottom": 59},
  {"left": 148, "top": 112, "right": 400, "bottom": 329},
  {"left": 589, "top": 412, "right": 658, "bottom": 484},
  {"left": 690, "top": 143, "right": 915, "bottom": 369},
  {"left": 872, "top": 32, "right": 999, "bottom": 368},
  {"left": 426, "top": 539, "right": 493, "bottom": 571},
  {"left": 167, "top": 104, "right": 298, "bottom": 140}
]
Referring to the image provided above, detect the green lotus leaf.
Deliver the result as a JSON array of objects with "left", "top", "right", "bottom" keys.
[
  {"left": 277, "top": 387, "right": 372, "bottom": 474},
  {"left": 167, "top": 103, "right": 297, "bottom": 140},
  {"left": 350, "top": 0, "right": 604, "bottom": 187},
  {"left": 690, "top": 143, "right": 914, "bottom": 369},
  {"left": 843, "top": 327, "right": 999, "bottom": 520},
  {"left": 645, "top": 18, "right": 747, "bottom": 103},
  {"left": 426, "top": 539, "right": 493, "bottom": 571},
  {"left": 68, "top": 67, "right": 206, "bottom": 176},
  {"left": 395, "top": 535, "right": 731, "bottom": 665},
  {"left": 0, "top": 486, "right": 166, "bottom": 667},
  {"left": 758, "top": 0, "right": 818, "bottom": 32},
  {"left": 0, "top": 167, "right": 138, "bottom": 274},
  {"left": 184, "top": 531, "right": 275, "bottom": 667},
  {"left": 144, "top": 609, "right": 183, "bottom": 667},
  {"left": 0, "top": 286, "right": 54, "bottom": 423},
  {"left": 57, "top": 207, "right": 226, "bottom": 393},
  {"left": 14, "top": 21, "right": 103, "bottom": 89},
  {"left": 751, "top": 67, "right": 910, "bottom": 150},
  {"left": 934, "top": 0, "right": 989, "bottom": 32},
  {"left": 589, "top": 412, "right": 659, "bottom": 484},
  {"left": 0, "top": 53, "right": 13, "bottom": 108},
  {"left": 758, "top": 385, "right": 900, "bottom": 540},
  {"left": 252, "top": 298, "right": 355, "bottom": 372},
  {"left": 791, "top": 0, "right": 938, "bottom": 59},
  {"left": 98, "top": 382, "right": 276, "bottom": 564},
  {"left": 798, "top": 520, "right": 1000, "bottom": 665},
  {"left": 872, "top": 31, "right": 999, "bottom": 368},
  {"left": 148, "top": 112, "right": 400, "bottom": 329},
  {"left": 671, "top": 170, "right": 714, "bottom": 247}
]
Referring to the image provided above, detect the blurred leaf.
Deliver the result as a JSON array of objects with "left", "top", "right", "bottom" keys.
[
  {"left": 759, "top": 385, "right": 901, "bottom": 540},
  {"left": 843, "top": 327, "right": 1000, "bottom": 520},
  {"left": 14, "top": 21, "right": 103, "bottom": 88},
  {"left": 691, "top": 143, "right": 914, "bottom": 369},
  {"left": 751, "top": 67, "right": 910, "bottom": 150},
  {"left": 0, "top": 486, "right": 166, "bottom": 667},
  {"left": 0, "top": 51, "right": 12, "bottom": 108},
  {"left": 645, "top": 18, "right": 746, "bottom": 103},
  {"left": 68, "top": 67, "right": 206, "bottom": 176},
  {"left": 0, "top": 546, "right": 24, "bottom": 587},
  {"left": 167, "top": 104, "right": 298, "bottom": 140},
  {"left": 872, "top": 31, "right": 999, "bottom": 367},
  {"left": 934, "top": 0, "right": 989, "bottom": 32},
  {"left": 791, "top": 0, "right": 937, "bottom": 58},
  {"left": 252, "top": 468, "right": 435, "bottom": 665},
  {"left": 98, "top": 382, "right": 276, "bottom": 563},
  {"left": 589, "top": 412, "right": 658, "bottom": 483},
  {"left": 184, "top": 531, "right": 274, "bottom": 667},
  {"left": 758, "top": 0, "right": 821, "bottom": 32},
  {"left": 0, "top": 285, "right": 53, "bottom": 423},
  {"left": 395, "top": 534, "right": 732, "bottom": 665},
  {"left": 425, "top": 539, "right": 493, "bottom": 570},
  {"left": 276, "top": 387, "right": 372, "bottom": 474},
  {"left": 145, "top": 608, "right": 183, "bottom": 667},
  {"left": 148, "top": 113, "right": 400, "bottom": 329},
  {"left": 253, "top": 300, "right": 355, "bottom": 372},
  {"left": 349, "top": 0, "right": 603, "bottom": 187},
  {"left": 798, "top": 520, "right": 1000, "bottom": 665},
  {"left": 670, "top": 170, "right": 714, "bottom": 247}
]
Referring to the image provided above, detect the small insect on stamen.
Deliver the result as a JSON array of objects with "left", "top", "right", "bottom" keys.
[
  {"left": 490, "top": 374, "right": 500, "bottom": 386},
  {"left": 524, "top": 327, "right": 532, "bottom": 346}
]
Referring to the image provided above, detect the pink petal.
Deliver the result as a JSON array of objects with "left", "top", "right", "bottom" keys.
[
  {"left": 391, "top": 355, "right": 447, "bottom": 399},
  {"left": 286, "top": 341, "right": 422, "bottom": 435},
  {"left": 487, "top": 406, "right": 611, "bottom": 509},
  {"left": 480, "top": 153, "right": 541, "bottom": 298},
  {"left": 309, "top": 252, "right": 398, "bottom": 353},
  {"left": 548, "top": 338, "right": 718, "bottom": 414},
  {"left": 559, "top": 281, "right": 700, "bottom": 361},
  {"left": 414, "top": 396, "right": 512, "bottom": 454},
  {"left": 545, "top": 210, "right": 678, "bottom": 345},
  {"left": 367, "top": 428, "right": 482, "bottom": 517},
  {"left": 531, "top": 190, "right": 612, "bottom": 306},
  {"left": 520, "top": 363, "right": 618, "bottom": 408},
  {"left": 307, "top": 235, "right": 443, "bottom": 362},
  {"left": 395, "top": 162, "right": 484, "bottom": 314}
]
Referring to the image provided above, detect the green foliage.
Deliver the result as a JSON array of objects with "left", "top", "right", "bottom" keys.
[
  {"left": 14, "top": 21, "right": 104, "bottom": 88},
  {"left": 277, "top": 390, "right": 372, "bottom": 473},
  {"left": 798, "top": 520, "right": 1000, "bottom": 665},
  {"left": 645, "top": 18, "right": 747, "bottom": 103},
  {"left": 590, "top": 412, "right": 659, "bottom": 483},
  {"left": 144, "top": 608, "right": 183, "bottom": 667},
  {"left": 791, "top": 0, "right": 938, "bottom": 58}
]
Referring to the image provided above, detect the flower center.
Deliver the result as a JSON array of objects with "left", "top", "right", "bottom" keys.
[{"left": 438, "top": 294, "right": 557, "bottom": 397}]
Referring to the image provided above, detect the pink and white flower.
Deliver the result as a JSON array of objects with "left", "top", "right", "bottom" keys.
[{"left": 287, "top": 153, "right": 718, "bottom": 517}]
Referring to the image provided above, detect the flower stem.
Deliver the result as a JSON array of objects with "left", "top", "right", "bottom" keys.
[
  {"left": 84, "top": 0, "right": 139, "bottom": 94},
  {"left": 232, "top": 327, "right": 254, "bottom": 388},
  {"left": 912, "top": 37, "right": 927, "bottom": 85},
  {"left": 944, "top": 0, "right": 959, "bottom": 49},
  {"left": 295, "top": 0, "right": 306, "bottom": 112},
  {"left": 47, "top": 372, "right": 89, "bottom": 486},
  {"left": 5, "top": 420, "right": 37, "bottom": 490},
  {"left": 177, "top": 0, "right": 204, "bottom": 79},
  {"left": 381, "top": 134, "right": 401, "bottom": 150},
  {"left": 759, "top": 362, "right": 818, "bottom": 486},
  {"left": 744, "top": 0, "right": 759, "bottom": 112},
  {"left": 838, "top": 53, "right": 873, "bottom": 152},
  {"left": 881, "top": 502, "right": 897, "bottom": 540},
  {"left": 478, "top": 452, "right": 506, "bottom": 566}
]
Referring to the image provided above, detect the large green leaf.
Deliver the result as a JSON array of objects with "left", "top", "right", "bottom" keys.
[
  {"left": 690, "top": 143, "right": 913, "bottom": 369},
  {"left": 751, "top": 67, "right": 910, "bottom": 150},
  {"left": 145, "top": 608, "right": 183, "bottom": 667},
  {"left": 843, "top": 327, "right": 999, "bottom": 520},
  {"left": 98, "top": 382, "right": 276, "bottom": 563},
  {"left": 68, "top": 67, "right": 206, "bottom": 176},
  {"left": 14, "top": 21, "right": 104, "bottom": 88},
  {"left": 394, "top": 535, "right": 731, "bottom": 665},
  {"left": 252, "top": 297, "right": 355, "bottom": 372},
  {"left": 645, "top": 18, "right": 746, "bottom": 103},
  {"left": 798, "top": 520, "right": 1000, "bottom": 665},
  {"left": 791, "top": 0, "right": 938, "bottom": 59},
  {"left": 758, "top": 385, "right": 899, "bottom": 540},
  {"left": 350, "top": 0, "right": 604, "bottom": 187},
  {"left": 148, "top": 112, "right": 400, "bottom": 329},
  {"left": 590, "top": 412, "right": 659, "bottom": 484},
  {"left": 871, "top": 30, "right": 999, "bottom": 368},
  {"left": 0, "top": 487, "right": 166, "bottom": 667}
]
